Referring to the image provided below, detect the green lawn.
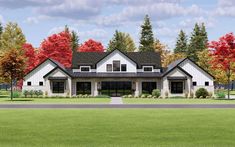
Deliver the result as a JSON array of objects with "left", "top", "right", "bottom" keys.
[
  {"left": 0, "top": 98, "right": 110, "bottom": 104},
  {"left": 0, "top": 109, "right": 235, "bottom": 147},
  {"left": 123, "top": 98, "right": 235, "bottom": 104}
]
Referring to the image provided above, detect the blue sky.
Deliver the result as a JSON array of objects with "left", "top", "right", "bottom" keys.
[{"left": 0, "top": 0, "right": 234, "bottom": 50}]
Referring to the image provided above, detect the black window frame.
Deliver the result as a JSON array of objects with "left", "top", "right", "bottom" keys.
[
  {"left": 80, "top": 66, "right": 90, "bottom": 72},
  {"left": 193, "top": 81, "right": 197, "bottom": 86},
  {"left": 27, "top": 81, "right": 31, "bottom": 86},
  {"left": 39, "top": 81, "right": 43, "bottom": 86},
  {"left": 113, "top": 60, "right": 120, "bottom": 71},
  {"left": 52, "top": 81, "right": 65, "bottom": 93},
  {"left": 143, "top": 67, "right": 153, "bottom": 72},
  {"left": 106, "top": 64, "right": 112, "bottom": 72},
  {"left": 205, "top": 81, "right": 209, "bottom": 86},
  {"left": 171, "top": 82, "right": 183, "bottom": 94},
  {"left": 121, "top": 64, "right": 127, "bottom": 71},
  {"left": 142, "top": 82, "right": 157, "bottom": 94},
  {"left": 77, "top": 82, "right": 91, "bottom": 95}
]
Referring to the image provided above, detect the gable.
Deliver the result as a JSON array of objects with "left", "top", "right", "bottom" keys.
[
  {"left": 179, "top": 59, "right": 214, "bottom": 85},
  {"left": 44, "top": 68, "right": 70, "bottom": 79},
  {"left": 164, "top": 67, "right": 191, "bottom": 78},
  {"left": 96, "top": 50, "right": 137, "bottom": 72},
  {"left": 23, "top": 60, "right": 56, "bottom": 85}
]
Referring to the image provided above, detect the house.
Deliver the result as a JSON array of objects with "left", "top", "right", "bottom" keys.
[{"left": 22, "top": 49, "right": 214, "bottom": 97}]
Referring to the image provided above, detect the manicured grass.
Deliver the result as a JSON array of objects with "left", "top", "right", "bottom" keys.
[
  {"left": 0, "top": 98, "right": 110, "bottom": 104},
  {"left": 123, "top": 98, "right": 235, "bottom": 104},
  {"left": 0, "top": 109, "right": 235, "bottom": 147}
]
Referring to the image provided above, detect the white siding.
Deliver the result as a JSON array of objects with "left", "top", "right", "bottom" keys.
[
  {"left": 22, "top": 60, "right": 56, "bottom": 92},
  {"left": 96, "top": 50, "right": 137, "bottom": 73},
  {"left": 179, "top": 59, "right": 214, "bottom": 94}
]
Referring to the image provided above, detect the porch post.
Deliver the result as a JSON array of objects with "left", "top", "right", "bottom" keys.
[
  {"left": 94, "top": 81, "right": 98, "bottom": 96},
  {"left": 135, "top": 81, "right": 139, "bottom": 96}
]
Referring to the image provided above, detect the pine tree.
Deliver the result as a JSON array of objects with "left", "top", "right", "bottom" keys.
[
  {"left": 107, "top": 30, "right": 136, "bottom": 52},
  {"left": 71, "top": 31, "right": 79, "bottom": 53},
  {"left": 0, "top": 22, "right": 26, "bottom": 55},
  {"left": 139, "top": 15, "right": 154, "bottom": 52},
  {"left": 0, "top": 22, "right": 3, "bottom": 36},
  {"left": 174, "top": 30, "right": 187, "bottom": 54},
  {"left": 187, "top": 23, "right": 208, "bottom": 62}
]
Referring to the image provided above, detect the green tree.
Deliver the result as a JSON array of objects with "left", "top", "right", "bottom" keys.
[
  {"left": 71, "top": 31, "right": 79, "bottom": 53},
  {"left": 139, "top": 15, "right": 154, "bottom": 52},
  {"left": 0, "top": 22, "right": 3, "bottom": 36},
  {"left": 174, "top": 30, "right": 187, "bottom": 54},
  {"left": 0, "top": 22, "right": 26, "bottom": 56},
  {"left": 107, "top": 30, "right": 136, "bottom": 52},
  {"left": 0, "top": 49, "right": 25, "bottom": 100},
  {"left": 187, "top": 23, "right": 208, "bottom": 62}
]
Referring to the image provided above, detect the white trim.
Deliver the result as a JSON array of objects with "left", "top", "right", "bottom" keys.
[
  {"left": 80, "top": 66, "right": 91, "bottom": 72},
  {"left": 143, "top": 66, "right": 153, "bottom": 72}
]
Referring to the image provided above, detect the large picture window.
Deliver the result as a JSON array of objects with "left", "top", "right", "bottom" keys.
[
  {"left": 77, "top": 82, "right": 91, "bottom": 95},
  {"left": 142, "top": 82, "right": 157, "bottom": 94},
  {"left": 52, "top": 82, "right": 65, "bottom": 93},
  {"left": 113, "top": 60, "right": 120, "bottom": 71}
]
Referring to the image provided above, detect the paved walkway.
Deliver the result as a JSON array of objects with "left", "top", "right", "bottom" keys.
[
  {"left": 110, "top": 97, "right": 123, "bottom": 104},
  {"left": 1, "top": 104, "right": 235, "bottom": 109}
]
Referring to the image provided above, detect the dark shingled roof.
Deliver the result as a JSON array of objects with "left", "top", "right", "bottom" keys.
[{"left": 72, "top": 50, "right": 162, "bottom": 69}]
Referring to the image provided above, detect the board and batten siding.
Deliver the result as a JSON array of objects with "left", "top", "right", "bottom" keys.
[
  {"left": 179, "top": 59, "right": 214, "bottom": 93},
  {"left": 96, "top": 50, "right": 137, "bottom": 73},
  {"left": 23, "top": 60, "right": 56, "bottom": 91}
]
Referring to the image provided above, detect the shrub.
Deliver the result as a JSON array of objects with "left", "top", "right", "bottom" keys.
[
  {"left": 147, "top": 95, "right": 152, "bottom": 98},
  {"left": 122, "top": 95, "right": 127, "bottom": 98},
  {"left": 152, "top": 89, "right": 161, "bottom": 98},
  {"left": 134, "top": 96, "right": 139, "bottom": 98},
  {"left": 128, "top": 95, "right": 133, "bottom": 98},
  {"left": 29, "top": 90, "right": 34, "bottom": 98},
  {"left": 141, "top": 94, "right": 146, "bottom": 98},
  {"left": 23, "top": 90, "right": 29, "bottom": 98},
  {"left": 12, "top": 91, "right": 21, "bottom": 98},
  {"left": 185, "top": 92, "right": 188, "bottom": 98},
  {"left": 195, "top": 88, "right": 209, "bottom": 98},
  {"left": 216, "top": 92, "right": 225, "bottom": 99}
]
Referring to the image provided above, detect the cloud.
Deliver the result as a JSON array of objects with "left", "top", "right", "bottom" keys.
[
  {"left": 0, "top": 14, "right": 4, "bottom": 23},
  {"left": 0, "top": 0, "right": 61, "bottom": 9},
  {"left": 214, "top": 0, "right": 235, "bottom": 17},
  {"left": 24, "top": 15, "right": 52, "bottom": 24},
  {"left": 179, "top": 16, "right": 216, "bottom": 29},
  {"left": 79, "top": 28, "right": 108, "bottom": 43}
]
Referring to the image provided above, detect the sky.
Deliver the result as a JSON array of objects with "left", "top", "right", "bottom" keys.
[{"left": 0, "top": 0, "right": 234, "bottom": 50}]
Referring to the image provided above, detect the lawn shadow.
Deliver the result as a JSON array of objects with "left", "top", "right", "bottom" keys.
[
  {"left": 0, "top": 95, "right": 9, "bottom": 98},
  {"left": 4, "top": 99, "right": 34, "bottom": 102},
  {"left": 214, "top": 99, "right": 235, "bottom": 101}
]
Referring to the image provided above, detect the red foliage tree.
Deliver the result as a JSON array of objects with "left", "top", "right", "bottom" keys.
[
  {"left": 38, "top": 31, "right": 72, "bottom": 67},
  {"left": 209, "top": 32, "right": 235, "bottom": 99},
  {"left": 78, "top": 39, "right": 104, "bottom": 52},
  {"left": 22, "top": 43, "right": 38, "bottom": 73}
]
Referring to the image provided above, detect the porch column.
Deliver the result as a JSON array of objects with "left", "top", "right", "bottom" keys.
[
  {"left": 134, "top": 81, "right": 139, "bottom": 96},
  {"left": 94, "top": 81, "right": 98, "bottom": 96}
]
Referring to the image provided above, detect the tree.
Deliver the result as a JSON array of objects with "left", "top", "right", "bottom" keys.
[
  {"left": 22, "top": 43, "right": 38, "bottom": 74},
  {"left": 163, "top": 53, "right": 186, "bottom": 67},
  {"left": 139, "top": 15, "right": 154, "bottom": 52},
  {"left": 209, "top": 33, "right": 235, "bottom": 99},
  {"left": 187, "top": 23, "right": 208, "bottom": 62},
  {"left": 174, "top": 30, "right": 188, "bottom": 54},
  {"left": 38, "top": 30, "right": 72, "bottom": 68},
  {"left": 0, "top": 22, "right": 2, "bottom": 36},
  {"left": 154, "top": 39, "right": 170, "bottom": 65},
  {"left": 107, "top": 30, "right": 136, "bottom": 52},
  {"left": 71, "top": 31, "right": 79, "bottom": 53},
  {"left": 78, "top": 39, "right": 104, "bottom": 52},
  {"left": 0, "top": 49, "right": 25, "bottom": 100},
  {"left": 0, "top": 22, "right": 26, "bottom": 56}
]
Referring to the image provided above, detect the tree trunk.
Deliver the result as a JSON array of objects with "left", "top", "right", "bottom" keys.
[
  {"left": 10, "top": 78, "right": 13, "bottom": 101},
  {"left": 227, "top": 69, "right": 230, "bottom": 99}
]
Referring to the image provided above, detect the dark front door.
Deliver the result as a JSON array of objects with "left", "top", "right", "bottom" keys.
[
  {"left": 171, "top": 82, "right": 183, "bottom": 94},
  {"left": 77, "top": 82, "right": 91, "bottom": 95},
  {"left": 101, "top": 81, "right": 132, "bottom": 97}
]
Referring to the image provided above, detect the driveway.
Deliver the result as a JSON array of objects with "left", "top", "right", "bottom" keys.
[{"left": 1, "top": 104, "right": 235, "bottom": 109}]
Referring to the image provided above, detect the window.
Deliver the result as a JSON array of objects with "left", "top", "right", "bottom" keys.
[
  {"left": 113, "top": 60, "right": 120, "bottom": 71},
  {"left": 143, "top": 66, "right": 153, "bottom": 72},
  {"left": 106, "top": 64, "right": 112, "bottom": 72},
  {"left": 121, "top": 64, "right": 127, "bottom": 71},
  {"left": 205, "top": 81, "right": 209, "bottom": 86},
  {"left": 142, "top": 82, "right": 157, "bottom": 94},
  {"left": 193, "top": 82, "right": 197, "bottom": 86},
  {"left": 27, "top": 82, "right": 31, "bottom": 86},
  {"left": 39, "top": 81, "right": 43, "bottom": 86},
  {"left": 77, "top": 82, "right": 91, "bottom": 95},
  {"left": 52, "top": 82, "right": 65, "bottom": 93},
  {"left": 80, "top": 66, "right": 90, "bottom": 72}
]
